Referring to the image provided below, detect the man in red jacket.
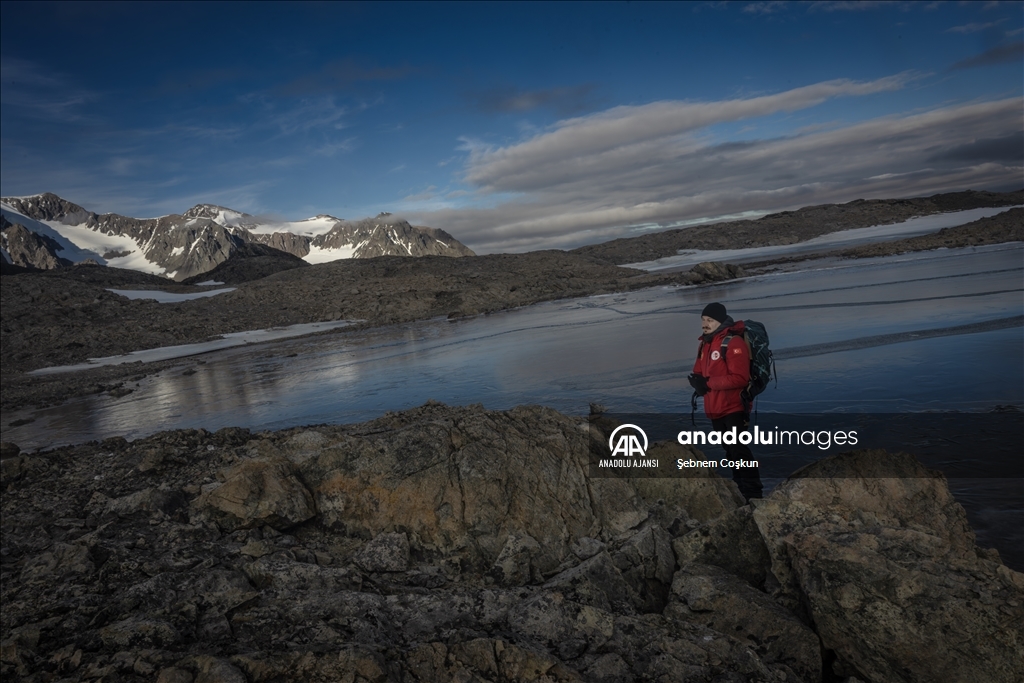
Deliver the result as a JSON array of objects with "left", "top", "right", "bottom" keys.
[{"left": 688, "top": 302, "right": 762, "bottom": 501}]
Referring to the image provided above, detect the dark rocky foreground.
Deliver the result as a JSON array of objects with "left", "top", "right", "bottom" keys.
[
  {"left": 1, "top": 252, "right": 739, "bottom": 411},
  {"left": 2, "top": 403, "right": 1021, "bottom": 683}
]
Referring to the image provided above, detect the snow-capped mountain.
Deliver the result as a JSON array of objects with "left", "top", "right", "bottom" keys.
[{"left": 0, "top": 194, "right": 474, "bottom": 280}]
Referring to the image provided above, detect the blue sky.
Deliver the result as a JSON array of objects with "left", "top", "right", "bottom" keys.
[{"left": 1, "top": 1, "right": 1021, "bottom": 253}]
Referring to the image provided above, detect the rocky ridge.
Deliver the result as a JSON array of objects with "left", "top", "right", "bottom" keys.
[
  {"left": 0, "top": 195, "right": 474, "bottom": 281},
  {"left": 572, "top": 189, "right": 1023, "bottom": 265},
  {"left": 1, "top": 403, "right": 1020, "bottom": 682},
  {"left": 742, "top": 206, "right": 1024, "bottom": 271}
]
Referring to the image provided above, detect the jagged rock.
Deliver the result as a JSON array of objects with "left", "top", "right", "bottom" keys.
[
  {"left": 19, "top": 542, "right": 94, "bottom": 581},
  {"left": 99, "top": 618, "right": 181, "bottom": 649},
  {"left": 690, "top": 261, "right": 745, "bottom": 282},
  {"left": 156, "top": 668, "right": 193, "bottom": 683},
  {"left": 297, "top": 404, "right": 618, "bottom": 572},
  {"left": 673, "top": 505, "right": 771, "bottom": 587},
  {"left": 544, "top": 551, "right": 638, "bottom": 613},
  {"left": 752, "top": 449, "right": 979, "bottom": 614},
  {"left": 242, "top": 554, "right": 361, "bottom": 592},
  {"left": 667, "top": 563, "right": 822, "bottom": 682},
  {"left": 194, "top": 456, "right": 316, "bottom": 531},
  {"left": 0, "top": 219, "right": 69, "bottom": 270},
  {"left": 610, "top": 523, "right": 676, "bottom": 612},
  {"left": 491, "top": 531, "right": 542, "bottom": 585},
  {"left": 354, "top": 531, "right": 411, "bottom": 573},
  {"left": 192, "top": 656, "right": 247, "bottom": 683},
  {"left": 4, "top": 406, "right": 1016, "bottom": 683},
  {"left": 752, "top": 449, "right": 1024, "bottom": 682},
  {"left": 508, "top": 592, "right": 616, "bottom": 662},
  {"left": 631, "top": 442, "right": 746, "bottom": 525},
  {"left": 570, "top": 536, "right": 605, "bottom": 560}
]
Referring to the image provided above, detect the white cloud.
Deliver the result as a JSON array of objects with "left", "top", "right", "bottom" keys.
[
  {"left": 406, "top": 80, "right": 1021, "bottom": 254},
  {"left": 462, "top": 74, "right": 916, "bottom": 193}
]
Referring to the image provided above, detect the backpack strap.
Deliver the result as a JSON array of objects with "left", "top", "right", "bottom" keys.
[
  {"left": 721, "top": 330, "right": 753, "bottom": 415},
  {"left": 720, "top": 333, "right": 734, "bottom": 356}
]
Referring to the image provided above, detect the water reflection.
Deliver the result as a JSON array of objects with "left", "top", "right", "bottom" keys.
[{"left": 4, "top": 244, "right": 1022, "bottom": 450}]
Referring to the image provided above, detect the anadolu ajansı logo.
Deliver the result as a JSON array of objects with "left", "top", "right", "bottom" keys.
[
  {"left": 608, "top": 424, "right": 648, "bottom": 457},
  {"left": 598, "top": 424, "right": 659, "bottom": 469}
]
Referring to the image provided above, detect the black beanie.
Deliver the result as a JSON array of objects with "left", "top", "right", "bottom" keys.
[{"left": 701, "top": 302, "right": 727, "bottom": 323}]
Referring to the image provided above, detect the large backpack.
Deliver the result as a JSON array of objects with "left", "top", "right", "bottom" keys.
[{"left": 721, "top": 320, "right": 776, "bottom": 405}]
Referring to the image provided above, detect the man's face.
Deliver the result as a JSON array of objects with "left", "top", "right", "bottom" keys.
[{"left": 701, "top": 315, "right": 721, "bottom": 335}]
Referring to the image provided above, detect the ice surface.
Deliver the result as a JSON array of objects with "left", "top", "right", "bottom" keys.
[
  {"left": 626, "top": 206, "right": 1022, "bottom": 271},
  {"left": 106, "top": 288, "right": 235, "bottom": 302},
  {"left": 193, "top": 280, "right": 225, "bottom": 286},
  {"left": 11, "top": 242, "right": 1020, "bottom": 442},
  {"left": 29, "top": 320, "right": 358, "bottom": 375}
]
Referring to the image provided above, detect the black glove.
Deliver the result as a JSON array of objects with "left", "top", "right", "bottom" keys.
[{"left": 688, "top": 373, "right": 709, "bottom": 396}]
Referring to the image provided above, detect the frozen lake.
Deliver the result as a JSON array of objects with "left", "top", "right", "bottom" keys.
[{"left": 5, "top": 242, "right": 1022, "bottom": 567}]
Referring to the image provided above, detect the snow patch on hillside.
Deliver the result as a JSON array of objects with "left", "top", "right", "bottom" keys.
[
  {"left": 29, "top": 320, "right": 360, "bottom": 374},
  {"left": 106, "top": 288, "right": 235, "bottom": 302},
  {"left": 247, "top": 215, "right": 340, "bottom": 237},
  {"left": 305, "top": 243, "right": 357, "bottom": 263}
]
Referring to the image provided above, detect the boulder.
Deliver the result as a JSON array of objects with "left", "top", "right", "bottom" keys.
[
  {"left": 609, "top": 523, "right": 675, "bottom": 612},
  {"left": 673, "top": 505, "right": 771, "bottom": 587},
  {"left": 786, "top": 527, "right": 1024, "bottom": 683},
  {"left": 752, "top": 449, "right": 1024, "bottom": 682},
  {"left": 690, "top": 261, "right": 745, "bottom": 282},
  {"left": 491, "top": 532, "right": 542, "bottom": 585},
  {"left": 195, "top": 456, "right": 316, "bottom": 531},
  {"left": 296, "top": 404, "right": 623, "bottom": 572},
  {"left": 629, "top": 441, "right": 746, "bottom": 525},
  {"left": 667, "top": 563, "right": 822, "bottom": 682},
  {"left": 354, "top": 531, "right": 411, "bottom": 573},
  {"left": 752, "top": 449, "right": 978, "bottom": 614}
]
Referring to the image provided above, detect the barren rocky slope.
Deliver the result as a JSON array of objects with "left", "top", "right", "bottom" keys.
[
  {"left": 744, "top": 206, "right": 1024, "bottom": 270},
  {"left": 573, "top": 189, "right": 1022, "bottom": 265},
  {"left": 1, "top": 403, "right": 1020, "bottom": 682}
]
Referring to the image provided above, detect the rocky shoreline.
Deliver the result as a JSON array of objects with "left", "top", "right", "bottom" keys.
[{"left": 2, "top": 403, "right": 1021, "bottom": 682}]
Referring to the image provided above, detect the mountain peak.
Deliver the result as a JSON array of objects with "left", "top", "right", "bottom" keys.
[
  {"left": 0, "top": 192, "right": 88, "bottom": 221},
  {"left": 182, "top": 204, "right": 236, "bottom": 219}
]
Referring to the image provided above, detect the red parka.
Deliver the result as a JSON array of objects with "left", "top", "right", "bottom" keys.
[{"left": 693, "top": 319, "right": 751, "bottom": 419}]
